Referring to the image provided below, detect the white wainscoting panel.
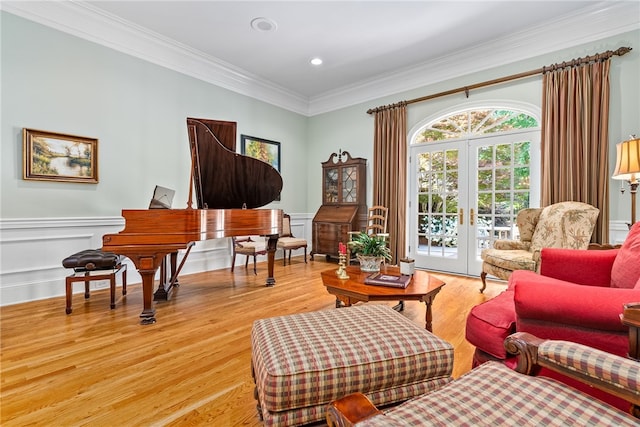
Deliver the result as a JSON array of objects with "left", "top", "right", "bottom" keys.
[
  {"left": 1, "top": 217, "right": 124, "bottom": 306},
  {"left": 609, "top": 220, "right": 632, "bottom": 245},
  {"left": 0, "top": 213, "right": 314, "bottom": 306}
]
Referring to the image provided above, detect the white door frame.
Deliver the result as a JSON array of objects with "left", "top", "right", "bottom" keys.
[
  {"left": 408, "top": 139, "right": 469, "bottom": 274},
  {"left": 406, "top": 102, "right": 541, "bottom": 276}
]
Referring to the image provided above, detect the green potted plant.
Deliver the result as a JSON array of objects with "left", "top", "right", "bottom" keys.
[{"left": 348, "top": 232, "right": 392, "bottom": 272}]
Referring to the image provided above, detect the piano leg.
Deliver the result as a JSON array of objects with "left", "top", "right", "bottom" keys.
[
  {"left": 139, "top": 269, "right": 157, "bottom": 324},
  {"left": 154, "top": 244, "right": 195, "bottom": 300},
  {"left": 154, "top": 252, "right": 178, "bottom": 301},
  {"left": 265, "top": 235, "right": 278, "bottom": 287},
  {"left": 132, "top": 255, "right": 162, "bottom": 325}
]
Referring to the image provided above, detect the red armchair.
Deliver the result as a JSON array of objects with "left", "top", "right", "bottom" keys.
[
  {"left": 517, "top": 221, "right": 640, "bottom": 353},
  {"left": 515, "top": 251, "right": 638, "bottom": 354},
  {"left": 466, "top": 222, "right": 640, "bottom": 410}
]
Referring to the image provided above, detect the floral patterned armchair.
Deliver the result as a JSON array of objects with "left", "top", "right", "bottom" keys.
[{"left": 479, "top": 201, "right": 599, "bottom": 292}]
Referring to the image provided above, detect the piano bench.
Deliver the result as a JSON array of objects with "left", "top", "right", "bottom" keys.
[{"left": 62, "top": 249, "right": 127, "bottom": 314}]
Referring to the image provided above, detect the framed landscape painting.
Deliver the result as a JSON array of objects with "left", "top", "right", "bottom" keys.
[
  {"left": 23, "top": 128, "right": 98, "bottom": 183},
  {"left": 240, "top": 135, "right": 281, "bottom": 172}
]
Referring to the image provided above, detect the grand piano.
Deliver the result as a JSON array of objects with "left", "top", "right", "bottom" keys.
[{"left": 102, "top": 118, "right": 283, "bottom": 324}]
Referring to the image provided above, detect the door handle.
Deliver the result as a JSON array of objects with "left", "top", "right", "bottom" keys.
[
  {"left": 459, "top": 208, "right": 464, "bottom": 225},
  {"left": 470, "top": 208, "right": 475, "bottom": 226}
]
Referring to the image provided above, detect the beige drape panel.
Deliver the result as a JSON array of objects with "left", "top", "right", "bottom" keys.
[
  {"left": 541, "top": 59, "right": 610, "bottom": 243},
  {"left": 372, "top": 104, "right": 407, "bottom": 264}
]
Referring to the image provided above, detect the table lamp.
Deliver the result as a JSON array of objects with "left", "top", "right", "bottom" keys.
[{"left": 612, "top": 136, "right": 640, "bottom": 228}]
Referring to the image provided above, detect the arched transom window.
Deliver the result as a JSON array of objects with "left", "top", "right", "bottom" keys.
[{"left": 413, "top": 108, "right": 538, "bottom": 143}]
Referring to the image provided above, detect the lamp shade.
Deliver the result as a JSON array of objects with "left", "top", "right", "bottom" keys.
[{"left": 612, "top": 137, "right": 640, "bottom": 181}]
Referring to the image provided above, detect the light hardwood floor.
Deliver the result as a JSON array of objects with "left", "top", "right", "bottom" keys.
[{"left": 1, "top": 257, "right": 506, "bottom": 426}]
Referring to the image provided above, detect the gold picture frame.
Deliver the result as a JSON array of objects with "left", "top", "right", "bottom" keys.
[
  {"left": 240, "top": 134, "right": 281, "bottom": 172},
  {"left": 23, "top": 128, "right": 98, "bottom": 183}
]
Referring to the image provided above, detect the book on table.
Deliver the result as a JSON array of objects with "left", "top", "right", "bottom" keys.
[{"left": 364, "top": 273, "right": 411, "bottom": 288}]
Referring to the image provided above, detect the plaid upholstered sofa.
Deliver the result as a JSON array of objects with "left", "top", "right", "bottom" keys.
[
  {"left": 479, "top": 201, "right": 599, "bottom": 292},
  {"left": 327, "top": 329, "right": 640, "bottom": 426}
]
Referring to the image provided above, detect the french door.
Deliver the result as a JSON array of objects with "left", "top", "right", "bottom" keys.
[{"left": 409, "top": 130, "right": 539, "bottom": 276}]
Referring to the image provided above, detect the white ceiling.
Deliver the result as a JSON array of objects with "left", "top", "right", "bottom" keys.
[{"left": 3, "top": 1, "right": 639, "bottom": 115}]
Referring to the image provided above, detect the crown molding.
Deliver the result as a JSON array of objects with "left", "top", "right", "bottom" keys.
[
  {"left": 309, "top": 1, "right": 640, "bottom": 115},
  {"left": 0, "top": 0, "right": 310, "bottom": 115},
  {"left": 2, "top": 1, "right": 638, "bottom": 117}
]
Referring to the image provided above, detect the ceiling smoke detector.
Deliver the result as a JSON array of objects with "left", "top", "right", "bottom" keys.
[{"left": 251, "top": 17, "right": 277, "bottom": 32}]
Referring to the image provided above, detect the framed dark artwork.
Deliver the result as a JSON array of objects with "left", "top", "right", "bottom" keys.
[
  {"left": 23, "top": 128, "right": 98, "bottom": 183},
  {"left": 240, "top": 135, "right": 281, "bottom": 172}
]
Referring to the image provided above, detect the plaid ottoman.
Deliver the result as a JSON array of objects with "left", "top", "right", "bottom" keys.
[{"left": 251, "top": 304, "right": 454, "bottom": 426}]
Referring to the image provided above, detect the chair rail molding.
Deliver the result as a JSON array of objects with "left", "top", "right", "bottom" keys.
[{"left": 0, "top": 214, "right": 315, "bottom": 306}]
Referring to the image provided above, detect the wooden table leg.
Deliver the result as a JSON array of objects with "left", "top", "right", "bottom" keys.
[
  {"left": 622, "top": 303, "right": 640, "bottom": 361},
  {"left": 422, "top": 290, "right": 443, "bottom": 332},
  {"left": 423, "top": 298, "right": 433, "bottom": 332},
  {"left": 334, "top": 296, "right": 351, "bottom": 308},
  {"left": 392, "top": 301, "right": 405, "bottom": 312}
]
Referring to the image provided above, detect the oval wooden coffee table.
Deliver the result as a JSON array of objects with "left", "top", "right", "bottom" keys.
[{"left": 320, "top": 265, "right": 446, "bottom": 331}]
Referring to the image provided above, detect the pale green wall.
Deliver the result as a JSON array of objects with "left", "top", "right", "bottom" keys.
[
  {"left": 1, "top": 12, "right": 308, "bottom": 218},
  {"left": 2, "top": 11, "right": 639, "bottom": 223},
  {"left": 307, "top": 29, "right": 640, "bottom": 223}
]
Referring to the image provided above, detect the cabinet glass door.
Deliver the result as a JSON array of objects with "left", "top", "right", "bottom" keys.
[
  {"left": 342, "top": 166, "right": 358, "bottom": 203},
  {"left": 325, "top": 168, "right": 339, "bottom": 203}
]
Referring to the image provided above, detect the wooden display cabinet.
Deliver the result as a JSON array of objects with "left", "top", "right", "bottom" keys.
[{"left": 311, "top": 151, "right": 367, "bottom": 260}]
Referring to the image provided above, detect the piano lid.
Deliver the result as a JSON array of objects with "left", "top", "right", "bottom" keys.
[{"left": 187, "top": 118, "right": 283, "bottom": 209}]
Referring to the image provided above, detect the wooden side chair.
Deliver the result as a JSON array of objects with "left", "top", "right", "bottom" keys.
[
  {"left": 277, "top": 213, "right": 308, "bottom": 266},
  {"left": 347, "top": 206, "right": 389, "bottom": 266},
  {"left": 365, "top": 205, "right": 388, "bottom": 235},
  {"left": 231, "top": 236, "right": 267, "bottom": 275}
]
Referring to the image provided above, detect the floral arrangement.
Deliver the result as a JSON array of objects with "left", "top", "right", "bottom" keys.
[{"left": 347, "top": 232, "right": 392, "bottom": 261}]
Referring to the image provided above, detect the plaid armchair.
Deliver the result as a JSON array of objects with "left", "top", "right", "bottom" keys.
[{"left": 327, "top": 327, "right": 640, "bottom": 426}]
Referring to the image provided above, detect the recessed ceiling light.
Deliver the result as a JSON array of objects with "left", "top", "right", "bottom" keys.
[
  {"left": 251, "top": 17, "right": 277, "bottom": 32},
  {"left": 310, "top": 58, "right": 323, "bottom": 66}
]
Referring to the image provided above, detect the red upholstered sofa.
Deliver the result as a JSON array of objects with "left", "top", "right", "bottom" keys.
[{"left": 466, "top": 221, "right": 640, "bottom": 410}]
